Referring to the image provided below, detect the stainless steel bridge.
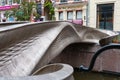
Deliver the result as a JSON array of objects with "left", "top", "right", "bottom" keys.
[{"left": 0, "top": 21, "right": 118, "bottom": 79}]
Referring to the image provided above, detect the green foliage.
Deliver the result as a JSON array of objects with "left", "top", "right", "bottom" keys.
[
  {"left": 7, "top": 1, "right": 40, "bottom": 21},
  {"left": 33, "top": 11, "right": 41, "bottom": 20},
  {"left": 13, "top": 0, "right": 20, "bottom": 4},
  {"left": 13, "top": 0, "right": 21, "bottom": 4},
  {"left": 44, "top": 0, "right": 55, "bottom": 20},
  {"left": 112, "top": 34, "right": 120, "bottom": 43},
  {"left": 16, "top": 1, "right": 35, "bottom": 21},
  {"left": 4, "top": 11, "right": 10, "bottom": 18}
]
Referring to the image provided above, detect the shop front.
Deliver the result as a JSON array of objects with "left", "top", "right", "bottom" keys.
[{"left": 0, "top": 4, "right": 19, "bottom": 22}]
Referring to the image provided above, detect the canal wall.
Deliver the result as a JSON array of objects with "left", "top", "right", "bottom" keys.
[{"left": 51, "top": 43, "right": 120, "bottom": 73}]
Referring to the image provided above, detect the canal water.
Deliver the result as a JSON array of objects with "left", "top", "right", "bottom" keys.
[{"left": 74, "top": 71, "right": 120, "bottom": 80}]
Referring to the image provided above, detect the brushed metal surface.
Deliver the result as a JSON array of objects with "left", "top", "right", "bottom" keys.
[
  {"left": 0, "top": 21, "right": 118, "bottom": 77},
  {"left": 0, "top": 21, "right": 29, "bottom": 27}
]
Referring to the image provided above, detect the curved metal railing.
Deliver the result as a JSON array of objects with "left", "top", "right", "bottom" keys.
[{"left": 80, "top": 43, "right": 120, "bottom": 71}]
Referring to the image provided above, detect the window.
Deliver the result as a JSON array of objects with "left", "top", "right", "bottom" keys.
[
  {"left": 76, "top": 10, "right": 82, "bottom": 19},
  {"left": 60, "top": 0, "right": 67, "bottom": 3},
  {"left": 0, "top": 1, "right": 2, "bottom": 6},
  {"left": 1, "top": 0, "right": 5, "bottom": 6},
  {"left": 59, "top": 12, "right": 63, "bottom": 20},
  {"left": 5, "top": 0, "right": 8, "bottom": 5},
  {"left": 97, "top": 3, "right": 114, "bottom": 30},
  {"left": 74, "top": 0, "right": 81, "bottom": 1},
  {"left": 67, "top": 11, "right": 73, "bottom": 20},
  {"left": 9, "top": 0, "right": 12, "bottom": 5},
  {"left": 37, "top": 3, "right": 42, "bottom": 15}
]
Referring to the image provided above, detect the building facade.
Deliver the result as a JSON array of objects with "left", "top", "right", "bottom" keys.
[
  {"left": 88, "top": 0, "right": 120, "bottom": 31},
  {"left": 54, "top": 0, "right": 88, "bottom": 26},
  {"left": 0, "top": 0, "right": 22, "bottom": 22},
  {"left": 25, "top": 0, "right": 35, "bottom": 2}
]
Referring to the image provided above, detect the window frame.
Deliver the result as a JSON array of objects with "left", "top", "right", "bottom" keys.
[
  {"left": 60, "top": 0, "right": 67, "bottom": 3},
  {"left": 76, "top": 10, "right": 82, "bottom": 20},
  {"left": 67, "top": 11, "right": 73, "bottom": 20},
  {"left": 96, "top": 3, "right": 114, "bottom": 30},
  {"left": 59, "top": 11, "right": 63, "bottom": 20}
]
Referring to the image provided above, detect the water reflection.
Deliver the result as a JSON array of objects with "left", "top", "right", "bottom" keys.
[{"left": 74, "top": 71, "right": 120, "bottom": 80}]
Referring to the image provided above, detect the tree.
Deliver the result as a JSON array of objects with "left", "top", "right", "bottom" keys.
[
  {"left": 44, "top": 0, "right": 55, "bottom": 20},
  {"left": 10, "top": 1, "right": 40, "bottom": 21}
]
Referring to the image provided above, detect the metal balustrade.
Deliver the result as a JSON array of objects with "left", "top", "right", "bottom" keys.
[{"left": 80, "top": 43, "right": 120, "bottom": 72}]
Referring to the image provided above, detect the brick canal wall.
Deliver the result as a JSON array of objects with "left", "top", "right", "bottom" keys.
[{"left": 51, "top": 43, "right": 120, "bottom": 73}]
